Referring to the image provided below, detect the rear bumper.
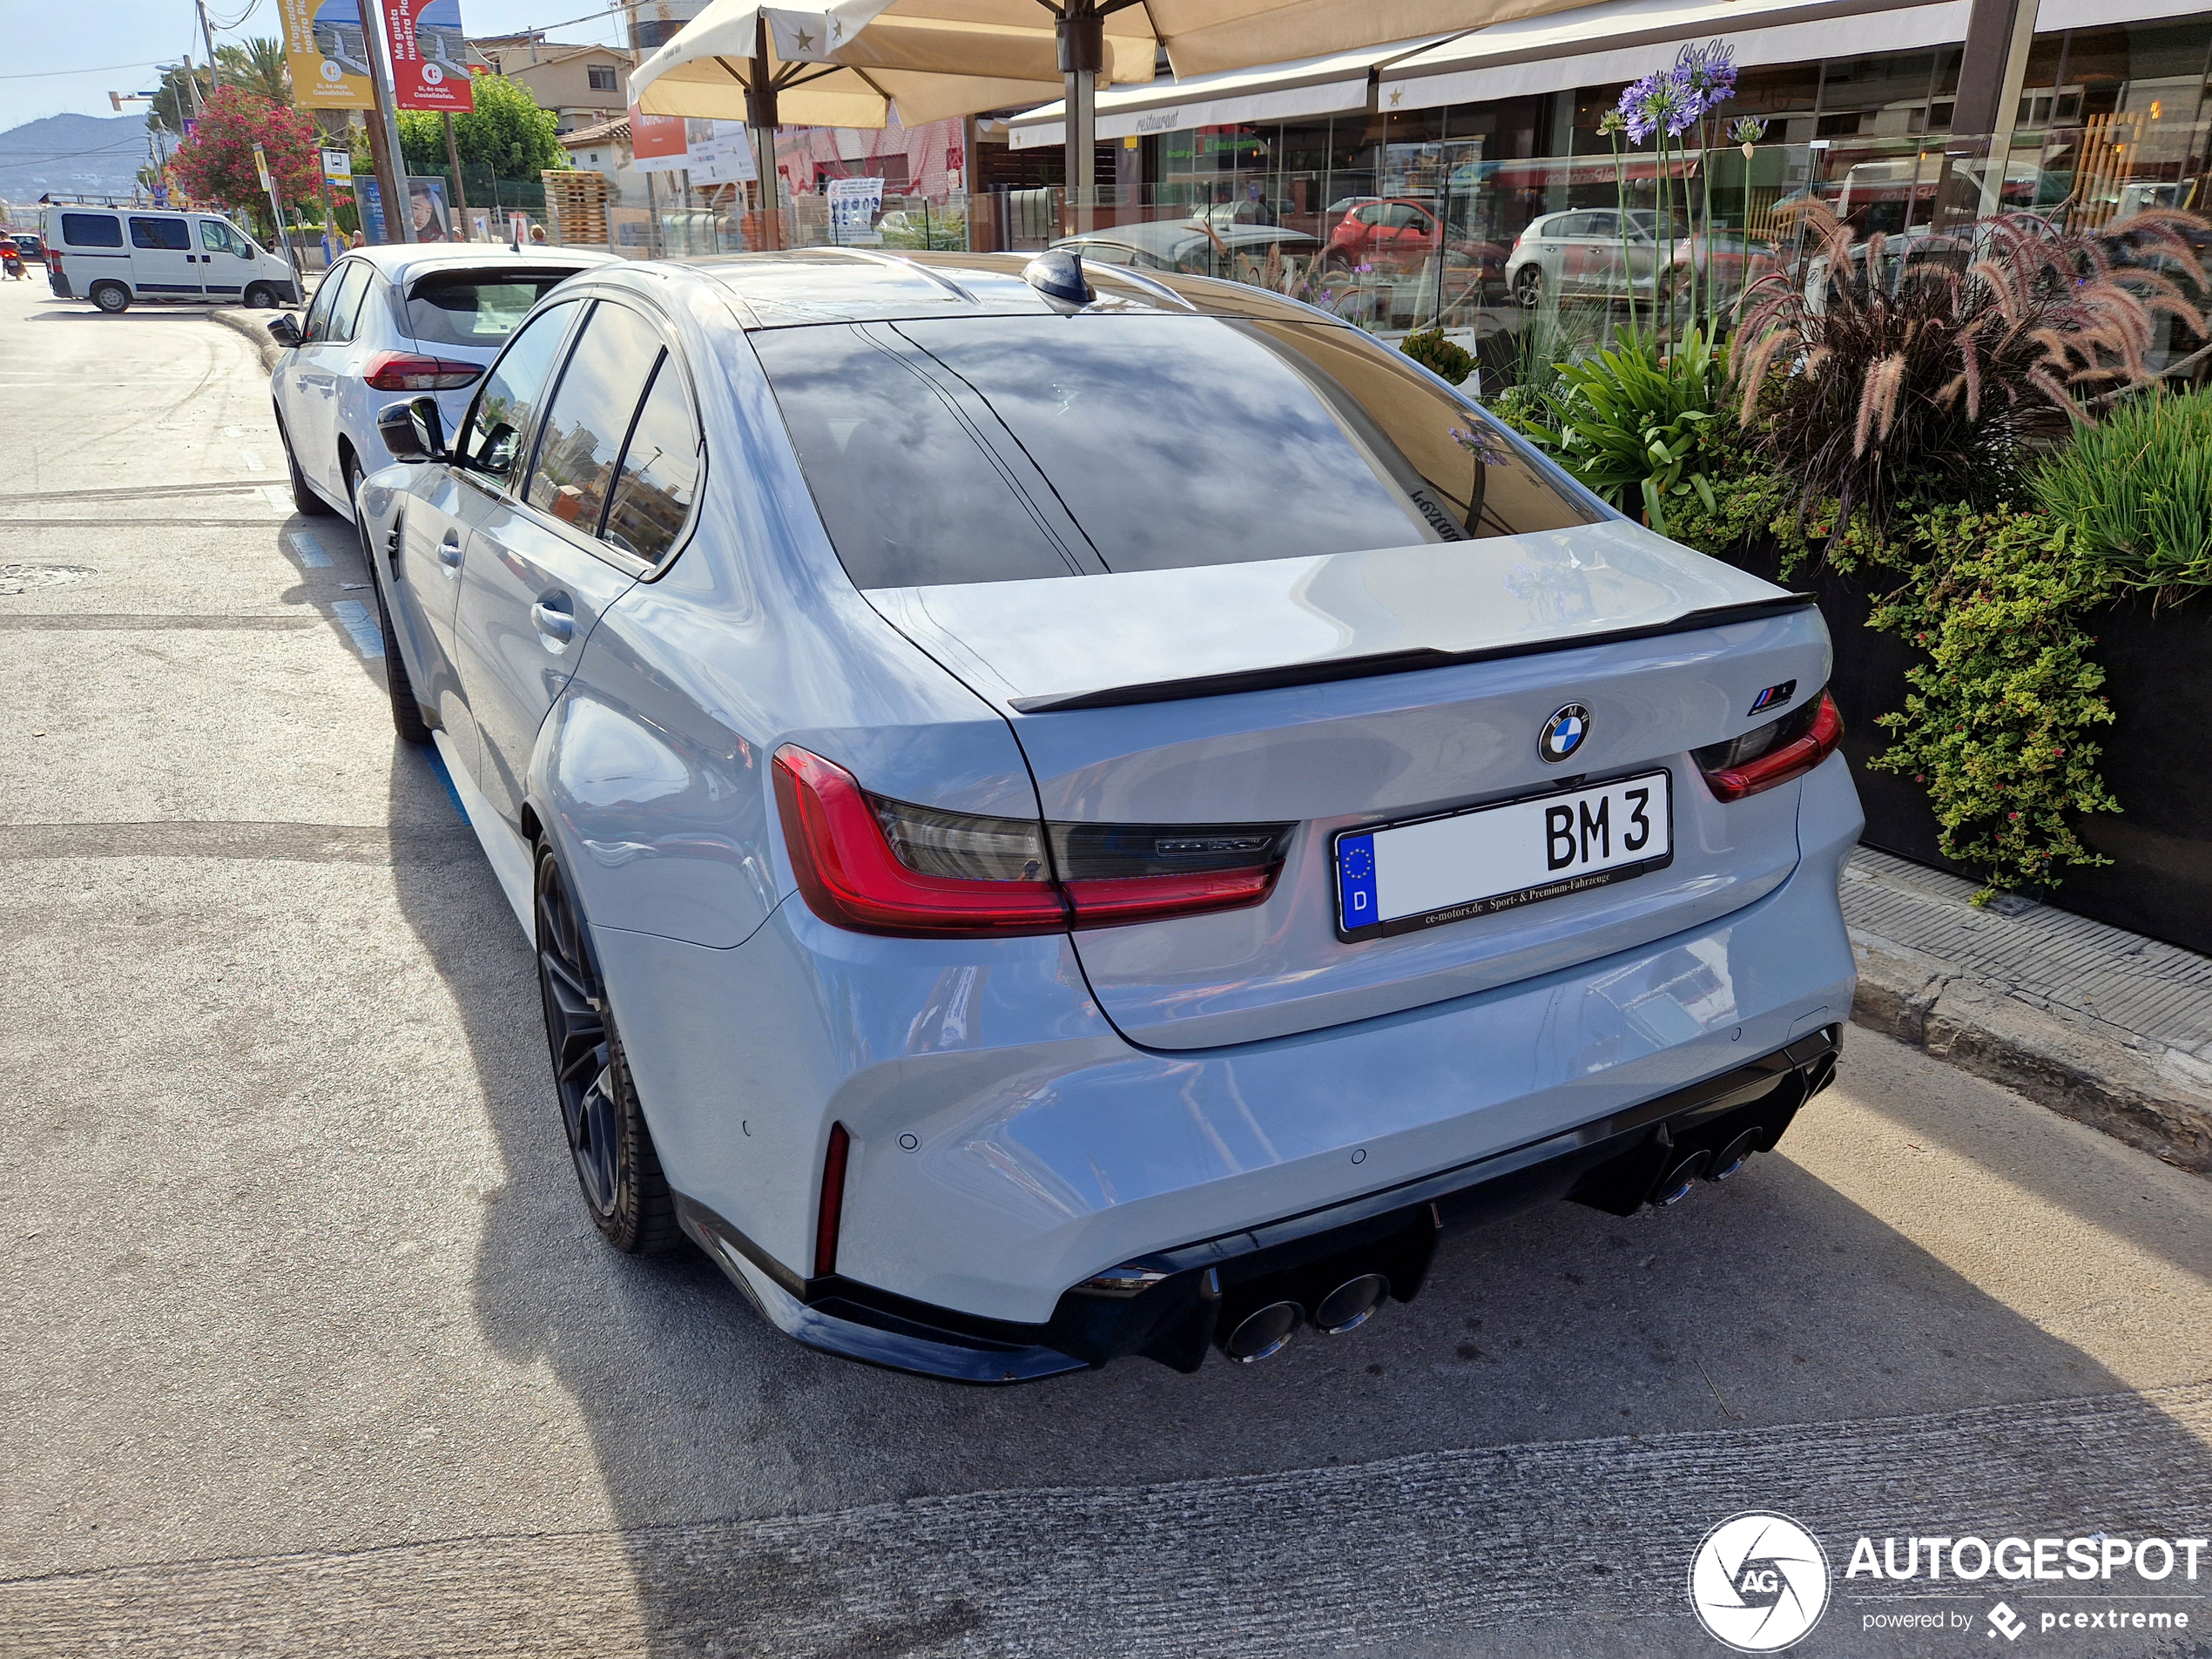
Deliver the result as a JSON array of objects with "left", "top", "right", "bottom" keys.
[
  {"left": 678, "top": 1024, "right": 1842, "bottom": 1384},
  {"left": 47, "top": 272, "right": 71, "bottom": 299}
]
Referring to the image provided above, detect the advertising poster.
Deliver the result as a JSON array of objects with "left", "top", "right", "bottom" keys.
[
  {"left": 685, "top": 120, "right": 757, "bottom": 185},
  {"left": 382, "top": 0, "right": 475, "bottom": 111},
  {"left": 280, "top": 0, "right": 377, "bottom": 110},
  {"left": 359, "top": 176, "right": 388, "bottom": 242},
  {"left": 630, "top": 105, "right": 690, "bottom": 174},
  {"left": 405, "top": 176, "right": 452, "bottom": 241}
]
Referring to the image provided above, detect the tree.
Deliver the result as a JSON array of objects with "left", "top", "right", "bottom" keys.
[
  {"left": 215, "top": 38, "right": 293, "bottom": 106},
  {"left": 149, "top": 61, "right": 215, "bottom": 137},
  {"left": 397, "top": 73, "right": 562, "bottom": 181},
  {"left": 168, "top": 86, "right": 320, "bottom": 235}
]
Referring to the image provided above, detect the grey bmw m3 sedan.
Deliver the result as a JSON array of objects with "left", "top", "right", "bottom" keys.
[{"left": 354, "top": 246, "right": 1861, "bottom": 1382}]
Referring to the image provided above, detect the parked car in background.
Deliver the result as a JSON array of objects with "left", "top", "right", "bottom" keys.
[
  {"left": 1052, "top": 219, "right": 1318, "bottom": 280},
  {"left": 1324, "top": 196, "right": 1507, "bottom": 293},
  {"left": 352, "top": 247, "right": 1859, "bottom": 1385},
  {"left": 43, "top": 202, "right": 300, "bottom": 313},
  {"left": 1507, "top": 209, "right": 1660, "bottom": 307},
  {"left": 266, "top": 243, "right": 614, "bottom": 519}
]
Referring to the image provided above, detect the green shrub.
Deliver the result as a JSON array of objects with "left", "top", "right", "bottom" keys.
[
  {"left": 2033, "top": 387, "right": 2212, "bottom": 594},
  {"left": 1399, "top": 327, "right": 1475, "bottom": 385},
  {"left": 1867, "top": 505, "right": 2121, "bottom": 898},
  {"left": 1507, "top": 327, "right": 1726, "bottom": 537}
]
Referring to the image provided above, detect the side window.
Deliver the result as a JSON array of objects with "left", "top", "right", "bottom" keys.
[
  {"left": 1352, "top": 204, "right": 1386, "bottom": 226},
  {"left": 523, "top": 300, "right": 665, "bottom": 535},
  {"left": 602, "top": 356, "right": 700, "bottom": 563},
  {"left": 129, "top": 217, "right": 192, "bottom": 251},
  {"left": 460, "top": 298, "right": 581, "bottom": 479},
  {"left": 301, "top": 260, "right": 348, "bottom": 342},
  {"left": 199, "top": 219, "right": 230, "bottom": 254},
  {"left": 61, "top": 212, "right": 124, "bottom": 248},
  {"left": 328, "top": 264, "right": 378, "bottom": 344},
  {"left": 1583, "top": 212, "right": 1619, "bottom": 238}
]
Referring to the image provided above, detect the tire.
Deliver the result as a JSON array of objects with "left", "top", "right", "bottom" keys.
[
  {"left": 279, "top": 413, "right": 334, "bottom": 516},
  {"left": 351, "top": 460, "right": 434, "bottom": 746},
  {"left": 91, "top": 281, "right": 130, "bottom": 314},
  {"left": 1512, "top": 266, "right": 1542, "bottom": 309},
  {"left": 243, "top": 283, "right": 275, "bottom": 309},
  {"left": 535, "top": 843, "right": 681, "bottom": 1256}
]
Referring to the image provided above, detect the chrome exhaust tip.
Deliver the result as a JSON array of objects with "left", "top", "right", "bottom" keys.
[
  {"left": 1312, "top": 1272, "right": 1391, "bottom": 1335},
  {"left": 1707, "top": 1128, "right": 1763, "bottom": 1184},
  {"left": 1652, "top": 1150, "right": 1712, "bottom": 1207},
  {"left": 1220, "top": 1300, "right": 1302, "bottom": 1363}
]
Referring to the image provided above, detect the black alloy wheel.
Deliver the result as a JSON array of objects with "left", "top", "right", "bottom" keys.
[
  {"left": 350, "top": 461, "right": 433, "bottom": 745},
  {"left": 534, "top": 844, "right": 680, "bottom": 1255}
]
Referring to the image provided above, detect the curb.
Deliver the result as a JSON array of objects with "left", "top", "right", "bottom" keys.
[
  {"left": 1850, "top": 928, "right": 2212, "bottom": 1172},
  {"left": 211, "top": 306, "right": 286, "bottom": 374}
]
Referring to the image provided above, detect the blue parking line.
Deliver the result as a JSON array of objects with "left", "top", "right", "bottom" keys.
[
  {"left": 421, "top": 742, "right": 469, "bottom": 824},
  {"left": 328, "top": 599, "right": 384, "bottom": 658},
  {"left": 286, "top": 529, "right": 333, "bottom": 569}
]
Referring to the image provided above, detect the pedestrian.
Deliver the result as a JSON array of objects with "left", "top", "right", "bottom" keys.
[
  {"left": 528, "top": 223, "right": 548, "bottom": 243},
  {"left": 347, "top": 230, "right": 365, "bottom": 249}
]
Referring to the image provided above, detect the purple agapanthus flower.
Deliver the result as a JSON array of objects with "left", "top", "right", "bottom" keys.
[
  {"left": 1673, "top": 39, "right": 1739, "bottom": 121},
  {"left": 1618, "top": 71, "right": 1693, "bottom": 144}
]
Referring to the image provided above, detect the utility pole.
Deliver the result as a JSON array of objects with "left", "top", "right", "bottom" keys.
[
  {"left": 442, "top": 112, "right": 470, "bottom": 239},
  {"left": 359, "top": 3, "right": 415, "bottom": 242},
  {"left": 198, "top": 1, "right": 222, "bottom": 90}
]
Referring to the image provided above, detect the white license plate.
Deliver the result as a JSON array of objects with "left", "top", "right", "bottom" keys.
[{"left": 1334, "top": 770, "right": 1674, "bottom": 940}]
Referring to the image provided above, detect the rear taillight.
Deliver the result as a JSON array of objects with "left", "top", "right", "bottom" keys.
[
  {"left": 363, "top": 351, "right": 482, "bottom": 391},
  {"left": 772, "top": 745, "right": 1291, "bottom": 937},
  {"left": 1694, "top": 691, "right": 1844, "bottom": 801}
]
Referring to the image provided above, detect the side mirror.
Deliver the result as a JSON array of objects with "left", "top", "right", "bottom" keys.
[
  {"left": 266, "top": 313, "right": 301, "bottom": 347},
  {"left": 376, "top": 396, "right": 446, "bottom": 462}
]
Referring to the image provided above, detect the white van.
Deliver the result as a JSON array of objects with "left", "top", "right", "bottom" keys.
[{"left": 44, "top": 203, "right": 300, "bottom": 314}]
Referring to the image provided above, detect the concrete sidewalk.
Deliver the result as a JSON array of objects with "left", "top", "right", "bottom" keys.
[{"left": 1844, "top": 846, "right": 2212, "bottom": 1170}]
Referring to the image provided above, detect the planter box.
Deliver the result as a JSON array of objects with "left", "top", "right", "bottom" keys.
[{"left": 1730, "top": 547, "right": 2212, "bottom": 957}]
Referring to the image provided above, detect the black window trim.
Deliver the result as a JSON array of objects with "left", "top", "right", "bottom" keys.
[{"left": 503, "top": 287, "right": 706, "bottom": 580}]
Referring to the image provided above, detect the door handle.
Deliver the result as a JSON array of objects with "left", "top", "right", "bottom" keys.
[
  {"left": 437, "top": 532, "right": 463, "bottom": 575},
  {"left": 531, "top": 600, "right": 576, "bottom": 651}
]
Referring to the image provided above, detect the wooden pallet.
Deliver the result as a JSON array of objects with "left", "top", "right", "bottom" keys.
[{"left": 541, "top": 170, "right": 610, "bottom": 246}]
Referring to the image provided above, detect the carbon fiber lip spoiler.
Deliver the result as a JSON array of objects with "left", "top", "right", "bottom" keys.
[{"left": 1007, "top": 591, "right": 1819, "bottom": 715}]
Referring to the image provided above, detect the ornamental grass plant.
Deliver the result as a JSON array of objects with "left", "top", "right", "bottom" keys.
[{"left": 2032, "top": 387, "right": 2212, "bottom": 596}]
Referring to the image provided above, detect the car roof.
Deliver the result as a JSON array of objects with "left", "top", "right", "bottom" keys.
[
  {"left": 669, "top": 247, "right": 1332, "bottom": 330},
  {"left": 331, "top": 244, "right": 618, "bottom": 278}
]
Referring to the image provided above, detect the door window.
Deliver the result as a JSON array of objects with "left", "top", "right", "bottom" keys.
[
  {"left": 328, "top": 263, "right": 378, "bottom": 343},
  {"left": 129, "top": 217, "right": 192, "bottom": 251},
  {"left": 458, "top": 298, "right": 581, "bottom": 480},
  {"left": 301, "top": 261, "right": 348, "bottom": 341},
  {"left": 200, "top": 219, "right": 252, "bottom": 258},
  {"left": 601, "top": 357, "right": 700, "bottom": 563},
  {"left": 523, "top": 300, "right": 666, "bottom": 534}
]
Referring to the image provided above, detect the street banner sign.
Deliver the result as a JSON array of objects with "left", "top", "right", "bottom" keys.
[
  {"left": 321, "top": 147, "right": 354, "bottom": 185},
  {"left": 360, "top": 176, "right": 388, "bottom": 242},
  {"left": 630, "top": 104, "right": 690, "bottom": 173},
  {"left": 253, "top": 143, "right": 274, "bottom": 192},
  {"left": 382, "top": 0, "right": 475, "bottom": 111},
  {"left": 280, "top": 0, "right": 377, "bottom": 110},
  {"left": 827, "top": 175, "right": 884, "bottom": 243}
]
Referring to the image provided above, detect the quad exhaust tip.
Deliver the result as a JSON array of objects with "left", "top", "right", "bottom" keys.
[
  {"left": 1221, "top": 1300, "right": 1303, "bottom": 1363},
  {"left": 1652, "top": 1149, "right": 1712, "bottom": 1207},
  {"left": 1707, "top": 1128, "right": 1763, "bottom": 1184}
]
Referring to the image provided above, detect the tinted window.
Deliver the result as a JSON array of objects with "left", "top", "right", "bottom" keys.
[
  {"left": 130, "top": 217, "right": 192, "bottom": 251},
  {"left": 460, "top": 299, "right": 580, "bottom": 478},
  {"left": 327, "top": 262, "right": 377, "bottom": 343},
  {"left": 302, "top": 260, "right": 350, "bottom": 341},
  {"left": 523, "top": 300, "right": 664, "bottom": 532},
  {"left": 602, "top": 358, "right": 700, "bottom": 563},
  {"left": 62, "top": 212, "right": 122, "bottom": 248},
  {"left": 407, "top": 272, "right": 579, "bottom": 347},
  {"left": 752, "top": 326, "right": 1079, "bottom": 588}
]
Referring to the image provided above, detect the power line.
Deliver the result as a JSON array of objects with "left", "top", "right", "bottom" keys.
[{"left": 0, "top": 60, "right": 164, "bottom": 81}]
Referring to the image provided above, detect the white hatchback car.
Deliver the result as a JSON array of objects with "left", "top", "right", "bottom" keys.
[{"left": 267, "top": 243, "right": 614, "bottom": 519}]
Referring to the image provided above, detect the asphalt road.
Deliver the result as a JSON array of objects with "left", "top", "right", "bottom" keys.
[{"left": 3, "top": 277, "right": 2210, "bottom": 1659}]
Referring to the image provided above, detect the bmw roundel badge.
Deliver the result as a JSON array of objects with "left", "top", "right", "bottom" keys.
[{"left": 1538, "top": 704, "right": 1591, "bottom": 764}]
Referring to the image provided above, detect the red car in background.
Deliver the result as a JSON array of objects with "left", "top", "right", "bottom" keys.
[{"left": 1323, "top": 197, "right": 1507, "bottom": 295}]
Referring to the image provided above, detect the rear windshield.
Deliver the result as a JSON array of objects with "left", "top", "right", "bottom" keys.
[
  {"left": 406, "top": 272, "right": 581, "bottom": 347},
  {"left": 753, "top": 314, "right": 1596, "bottom": 590}
]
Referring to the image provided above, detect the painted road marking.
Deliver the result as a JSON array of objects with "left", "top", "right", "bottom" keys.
[
  {"left": 259, "top": 484, "right": 291, "bottom": 513},
  {"left": 286, "top": 530, "right": 332, "bottom": 569},
  {"left": 328, "top": 599, "right": 384, "bottom": 658}
]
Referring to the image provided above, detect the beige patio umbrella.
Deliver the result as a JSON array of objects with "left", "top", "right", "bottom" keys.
[{"left": 630, "top": 0, "right": 1590, "bottom": 239}]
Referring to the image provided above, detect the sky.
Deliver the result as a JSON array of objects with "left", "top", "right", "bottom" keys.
[{"left": 5, "top": 0, "right": 637, "bottom": 125}]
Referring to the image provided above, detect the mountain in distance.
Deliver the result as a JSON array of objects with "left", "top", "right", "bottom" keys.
[{"left": 0, "top": 113, "right": 154, "bottom": 208}]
